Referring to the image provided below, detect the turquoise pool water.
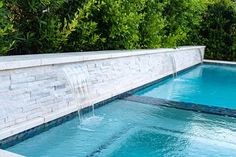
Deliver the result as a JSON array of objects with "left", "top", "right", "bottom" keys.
[
  {"left": 7, "top": 63, "right": 236, "bottom": 156},
  {"left": 7, "top": 100, "right": 236, "bottom": 157},
  {"left": 136, "top": 64, "right": 236, "bottom": 109}
]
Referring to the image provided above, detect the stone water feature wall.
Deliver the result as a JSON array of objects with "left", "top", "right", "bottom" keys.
[{"left": 0, "top": 46, "right": 205, "bottom": 140}]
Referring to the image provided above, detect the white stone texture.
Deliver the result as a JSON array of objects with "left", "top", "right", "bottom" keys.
[{"left": 0, "top": 46, "right": 205, "bottom": 140}]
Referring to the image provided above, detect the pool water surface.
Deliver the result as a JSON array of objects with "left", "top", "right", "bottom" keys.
[
  {"left": 7, "top": 100, "right": 236, "bottom": 157},
  {"left": 136, "top": 64, "right": 236, "bottom": 109}
]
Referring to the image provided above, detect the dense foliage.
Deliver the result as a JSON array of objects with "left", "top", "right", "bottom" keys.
[
  {"left": 197, "top": 0, "right": 236, "bottom": 61},
  {"left": 0, "top": 0, "right": 16, "bottom": 54},
  {"left": 0, "top": 0, "right": 235, "bottom": 61}
]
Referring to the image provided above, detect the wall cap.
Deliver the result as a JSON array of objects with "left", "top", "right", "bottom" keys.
[{"left": 0, "top": 46, "right": 205, "bottom": 71}]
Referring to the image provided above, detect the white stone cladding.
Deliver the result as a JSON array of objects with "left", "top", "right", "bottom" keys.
[{"left": 0, "top": 46, "right": 205, "bottom": 140}]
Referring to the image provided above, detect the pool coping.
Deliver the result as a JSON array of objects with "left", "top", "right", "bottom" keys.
[
  {"left": 0, "top": 149, "right": 24, "bottom": 157},
  {"left": 204, "top": 59, "right": 236, "bottom": 66},
  {"left": 0, "top": 46, "right": 205, "bottom": 71}
]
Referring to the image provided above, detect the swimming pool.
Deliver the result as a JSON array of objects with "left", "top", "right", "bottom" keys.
[
  {"left": 136, "top": 63, "right": 236, "bottom": 109},
  {"left": 7, "top": 100, "right": 236, "bottom": 157},
  {"left": 6, "top": 63, "right": 236, "bottom": 156}
]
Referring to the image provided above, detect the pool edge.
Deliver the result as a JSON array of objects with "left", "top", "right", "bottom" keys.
[{"left": 204, "top": 59, "right": 236, "bottom": 66}]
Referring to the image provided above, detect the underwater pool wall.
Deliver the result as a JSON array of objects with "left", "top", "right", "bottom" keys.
[{"left": 0, "top": 46, "right": 205, "bottom": 140}]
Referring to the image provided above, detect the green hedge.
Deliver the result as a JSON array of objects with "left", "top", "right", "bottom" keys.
[
  {"left": 197, "top": 0, "right": 236, "bottom": 61},
  {"left": 1, "top": 0, "right": 235, "bottom": 61},
  {"left": 0, "top": 1, "right": 16, "bottom": 55}
]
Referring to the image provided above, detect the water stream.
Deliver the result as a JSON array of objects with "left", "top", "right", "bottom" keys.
[
  {"left": 63, "top": 65, "right": 103, "bottom": 131},
  {"left": 169, "top": 54, "right": 177, "bottom": 77},
  {"left": 198, "top": 48, "right": 203, "bottom": 64},
  {"left": 0, "top": 103, "right": 7, "bottom": 123}
]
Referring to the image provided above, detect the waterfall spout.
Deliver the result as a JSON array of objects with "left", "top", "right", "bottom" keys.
[
  {"left": 198, "top": 48, "right": 203, "bottom": 64},
  {"left": 63, "top": 65, "right": 90, "bottom": 122},
  {"left": 63, "top": 65, "right": 103, "bottom": 129},
  {"left": 169, "top": 54, "right": 177, "bottom": 77}
]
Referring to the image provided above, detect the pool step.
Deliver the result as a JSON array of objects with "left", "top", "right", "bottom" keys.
[
  {"left": 123, "top": 95, "right": 236, "bottom": 118},
  {"left": 145, "top": 125, "right": 236, "bottom": 146},
  {"left": 86, "top": 125, "right": 135, "bottom": 157}
]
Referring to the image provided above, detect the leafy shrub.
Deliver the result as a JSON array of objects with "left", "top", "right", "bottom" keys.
[
  {"left": 64, "top": 0, "right": 104, "bottom": 52},
  {"left": 1, "top": 0, "right": 235, "bottom": 62},
  {"left": 6, "top": 0, "right": 76, "bottom": 54},
  {"left": 97, "top": 0, "right": 147, "bottom": 50},
  {"left": 0, "top": 0, "right": 16, "bottom": 55},
  {"left": 139, "top": 0, "right": 166, "bottom": 48},
  {"left": 197, "top": 0, "right": 236, "bottom": 61},
  {"left": 161, "top": 0, "right": 208, "bottom": 47}
]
